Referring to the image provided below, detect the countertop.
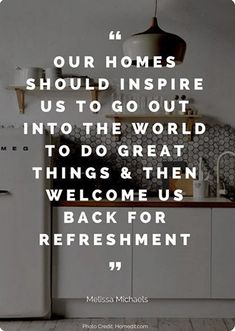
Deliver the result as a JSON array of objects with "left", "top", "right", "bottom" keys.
[{"left": 55, "top": 197, "right": 235, "bottom": 208}]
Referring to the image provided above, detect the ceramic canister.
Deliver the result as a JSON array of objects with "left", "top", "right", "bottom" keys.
[
  {"left": 45, "top": 68, "right": 62, "bottom": 85},
  {"left": 193, "top": 180, "right": 209, "bottom": 200},
  {"left": 13, "top": 67, "right": 44, "bottom": 86}
]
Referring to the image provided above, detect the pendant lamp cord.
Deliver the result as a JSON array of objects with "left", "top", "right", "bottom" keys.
[{"left": 154, "top": 0, "right": 158, "bottom": 17}]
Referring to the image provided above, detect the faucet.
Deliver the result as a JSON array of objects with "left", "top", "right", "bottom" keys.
[{"left": 216, "top": 151, "right": 235, "bottom": 197}]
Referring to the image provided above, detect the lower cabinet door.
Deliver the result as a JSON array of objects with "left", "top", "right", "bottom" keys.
[
  {"left": 132, "top": 208, "right": 211, "bottom": 298},
  {"left": 53, "top": 207, "right": 132, "bottom": 298},
  {"left": 212, "top": 209, "right": 235, "bottom": 298}
]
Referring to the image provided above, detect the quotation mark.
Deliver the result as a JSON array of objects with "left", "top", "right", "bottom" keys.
[
  {"left": 109, "top": 261, "right": 122, "bottom": 271},
  {"left": 109, "top": 31, "right": 122, "bottom": 41}
]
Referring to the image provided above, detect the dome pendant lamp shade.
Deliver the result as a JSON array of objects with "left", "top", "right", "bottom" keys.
[{"left": 123, "top": 0, "right": 187, "bottom": 66}]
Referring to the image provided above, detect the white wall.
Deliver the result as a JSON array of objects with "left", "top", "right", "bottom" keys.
[{"left": 0, "top": 0, "right": 234, "bottom": 126}]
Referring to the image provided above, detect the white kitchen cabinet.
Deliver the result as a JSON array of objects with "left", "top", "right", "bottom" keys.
[
  {"left": 132, "top": 208, "right": 211, "bottom": 298},
  {"left": 212, "top": 209, "right": 235, "bottom": 298},
  {"left": 52, "top": 207, "right": 132, "bottom": 298}
]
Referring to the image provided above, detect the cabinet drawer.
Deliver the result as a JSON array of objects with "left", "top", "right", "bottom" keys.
[
  {"left": 52, "top": 207, "right": 132, "bottom": 299},
  {"left": 133, "top": 208, "right": 211, "bottom": 298},
  {"left": 212, "top": 209, "right": 235, "bottom": 298}
]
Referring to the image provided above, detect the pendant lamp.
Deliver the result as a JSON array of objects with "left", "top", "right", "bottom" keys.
[{"left": 123, "top": 0, "right": 187, "bottom": 66}]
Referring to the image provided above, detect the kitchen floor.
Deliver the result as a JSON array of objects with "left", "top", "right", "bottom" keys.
[{"left": 0, "top": 319, "right": 234, "bottom": 331}]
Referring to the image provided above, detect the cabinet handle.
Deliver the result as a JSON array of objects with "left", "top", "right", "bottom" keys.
[{"left": 0, "top": 190, "right": 10, "bottom": 195}]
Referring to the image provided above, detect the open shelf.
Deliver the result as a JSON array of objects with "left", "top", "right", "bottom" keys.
[
  {"left": 7, "top": 85, "right": 100, "bottom": 114},
  {"left": 106, "top": 113, "right": 202, "bottom": 122}
]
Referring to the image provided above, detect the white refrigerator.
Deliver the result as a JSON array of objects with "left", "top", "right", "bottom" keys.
[{"left": 0, "top": 128, "right": 51, "bottom": 318}]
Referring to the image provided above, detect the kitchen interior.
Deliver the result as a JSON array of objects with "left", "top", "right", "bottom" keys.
[{"left": 0, "top": 0, "right": 235, "bottom": 330}]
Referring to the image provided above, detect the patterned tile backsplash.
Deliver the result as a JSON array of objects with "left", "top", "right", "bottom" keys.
[{"left": 55, "top": 124, "right": 235, "bottom": 197}]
